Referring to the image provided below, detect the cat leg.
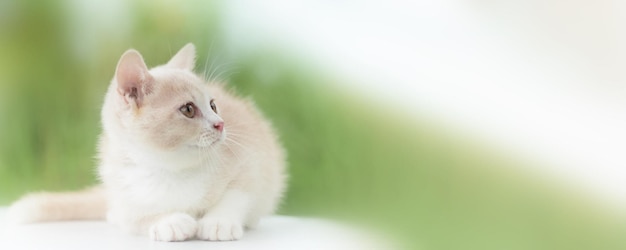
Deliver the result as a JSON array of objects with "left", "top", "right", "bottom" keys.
[{"left": 197, "top": 190, "right": 250, "bottom": 241}]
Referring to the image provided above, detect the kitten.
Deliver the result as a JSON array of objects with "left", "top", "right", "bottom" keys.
[{"left": 7, "top": 43, "right": 287, "bottom": 242}]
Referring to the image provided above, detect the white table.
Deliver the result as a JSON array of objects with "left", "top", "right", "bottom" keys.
[{"left": 0, "top": 208, "right": 389, "bottom": 250}]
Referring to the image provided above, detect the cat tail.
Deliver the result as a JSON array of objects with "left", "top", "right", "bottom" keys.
[{"left": 6, "top": 186, "right": 107, "bottom": 224}]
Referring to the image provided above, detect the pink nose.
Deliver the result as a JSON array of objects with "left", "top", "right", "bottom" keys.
[{"left": 213, "top": 121, "right": 224, "bottom": 132}]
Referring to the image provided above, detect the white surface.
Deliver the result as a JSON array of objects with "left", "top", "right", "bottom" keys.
[{"left": 0, "top": 208, "right": 385, "bottom": 250}]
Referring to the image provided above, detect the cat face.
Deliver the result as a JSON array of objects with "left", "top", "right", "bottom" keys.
[{"left": 112, "top": 44, "right": 225, "bottom": 153}]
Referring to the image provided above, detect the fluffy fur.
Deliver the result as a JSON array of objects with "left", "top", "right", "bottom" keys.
[{"left": 7, "top": 43, "right": 287, "bottom": 242}]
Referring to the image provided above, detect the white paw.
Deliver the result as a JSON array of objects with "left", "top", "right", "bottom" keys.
[
  {"left": 197, "top": 218, "right": 244, "bottom": 241},
  {"left": 149, "top": 213, "right": 197, "bottom": 242},
  {"left": 6, "top": 195, "right": 46, "bottom": 224}
]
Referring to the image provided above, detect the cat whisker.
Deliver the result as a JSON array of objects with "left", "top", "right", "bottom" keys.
[
  {"left": 219, "top": 69, "right": 240, "bottom": 79},
  {"left": 210, "top": 65, "right": 239, "bottom": 82},
  {"left": 200, "top": 148, "right": 216, "bottom": 175},
  {"left": 223, "top": 120, "right": 266, "bottom": 127},
  {"left": 202, "top": 41, "right": 216, "bottom": 81},
  {"left": 205, "top": 53, "right": 223, "bottom": 83},
  {"left": 207, "top": 61, "right": 233, "bottom": 83},
  {"left": 223, "top": 143, "right": 246, "bottom": 164},
  {"left": 225, "top": 131, "right": 262, "bottom": 143},
  {"left": 204, "top": 148, "right": 216, "bottom": 175},
  {"left": 225, "top": 136, "right": 262, "bottom": 148},
  {"left": 207, "top": 61, "right": 238, "bottom": 83},
  {"left": 224, "top": 137, "right": 254, "bottom": 155},
  {"left": 225, "top": 137, "right": 260, "bottom": 147}
]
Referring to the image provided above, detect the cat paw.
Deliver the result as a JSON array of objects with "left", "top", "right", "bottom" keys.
[
  {"left": 148, "top": 213, "right": 197, "bottom": 242},
  {"left": 197, "top": 218, "right": 244, "bottom": 241}
]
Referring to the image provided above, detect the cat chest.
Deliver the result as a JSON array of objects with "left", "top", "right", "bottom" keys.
[{"left": 118, "top": 167, "right": 222, "bottom": 211}]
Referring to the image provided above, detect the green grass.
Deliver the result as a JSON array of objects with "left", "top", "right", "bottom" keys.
[{"left": 1, "top": 1, "right": 625, "bottom": 249}]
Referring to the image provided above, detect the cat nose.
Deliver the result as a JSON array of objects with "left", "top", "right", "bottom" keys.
[{"left": 213, "top": 121, "right": 224, "bottom": 132}]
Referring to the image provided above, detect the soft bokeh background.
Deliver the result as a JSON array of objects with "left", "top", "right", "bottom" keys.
[{"left": 1, "top": 0, "right": 625, "bottom": 249}]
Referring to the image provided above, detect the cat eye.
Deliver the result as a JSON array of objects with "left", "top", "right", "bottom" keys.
[
  {"left": 210, "top": 99, "right": 217, "bottom": 114},
  {"left": 179, "top": 102, "right": 196, "bottom": 118}
]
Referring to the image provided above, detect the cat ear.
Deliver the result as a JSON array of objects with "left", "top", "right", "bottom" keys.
[
  {"left": 166, "top": 43, "right": 196, "bottom": 71},
  {"left": 115, "top": 49, "right": 152, "bottom": 107}
]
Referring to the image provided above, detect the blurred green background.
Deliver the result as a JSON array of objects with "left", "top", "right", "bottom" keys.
[{"left": 0, "top": 1, "right": 624, "bottom": 249}]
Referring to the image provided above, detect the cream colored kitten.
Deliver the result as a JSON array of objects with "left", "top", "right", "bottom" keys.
[{"left": 7, "top": 43, "right": 287, "bottom": 242}]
